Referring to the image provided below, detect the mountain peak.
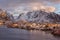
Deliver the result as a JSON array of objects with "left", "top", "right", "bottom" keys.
[{"left": 17, "top": 10, "right": 60, "bottom": 23}]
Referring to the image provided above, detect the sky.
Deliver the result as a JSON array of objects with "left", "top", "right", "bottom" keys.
[{"left": 0, "top": 0, "right": 60, "bottom": 16}]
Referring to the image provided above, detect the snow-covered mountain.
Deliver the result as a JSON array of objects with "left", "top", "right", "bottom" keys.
[
  {"left": 17, "top": 10, "right": 60, "bottom": 23},
  {"left": 0, "top": 9, "right": 60, "bottom": 23}
]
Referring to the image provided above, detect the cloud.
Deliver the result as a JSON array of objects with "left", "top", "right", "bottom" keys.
[
  {"left": 0, "top": 0, "right": 58, "bottom": 14},
  {"left": 0, "top": 0, "right": 60, "bottom": 8},
  {"left": 42, "top": 6, "right": 56, "bottom": 12},
  {"left": 13, "top": 3, "right": 55, "bottom": 14},
  {"left": 45, "top": 0, "right": 60, "bottom": 3}
]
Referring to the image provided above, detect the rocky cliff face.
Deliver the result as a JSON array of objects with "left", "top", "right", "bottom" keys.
[
  {"left": 0, "top": 9, "right": 14, "bottom": 21},
  {"left": 17, "top": 10, "right": 60, "bottom": 23}
]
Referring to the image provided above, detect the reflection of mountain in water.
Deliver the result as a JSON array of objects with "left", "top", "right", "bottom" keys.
[{"left": 17, "top": 10, "right": 60, "bottom": 23}]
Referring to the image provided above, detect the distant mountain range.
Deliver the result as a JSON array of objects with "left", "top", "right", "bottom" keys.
[
  {"left": 0, "top": 9, "right": 60, "bottom": 23},
  {"left": 17, "top": 10, "right": 60, "bottom": 23}
]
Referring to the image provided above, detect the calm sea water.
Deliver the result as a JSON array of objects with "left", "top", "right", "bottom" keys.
[{"left": 0, "top": 27, "right": 60, "bottom": 40}]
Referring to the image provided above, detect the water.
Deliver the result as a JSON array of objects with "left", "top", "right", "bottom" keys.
[{"left": 0, "top": 28, "right": 60, "bottom": 40}]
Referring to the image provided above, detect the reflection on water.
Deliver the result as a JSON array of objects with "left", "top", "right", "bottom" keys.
[{"left": 0, "top": 28, "right": 60, "bottom": 40}]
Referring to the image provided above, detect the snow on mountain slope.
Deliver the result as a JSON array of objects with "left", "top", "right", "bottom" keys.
[{"left": 17, "top": 10, "right": 60, "bottom": 23}]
